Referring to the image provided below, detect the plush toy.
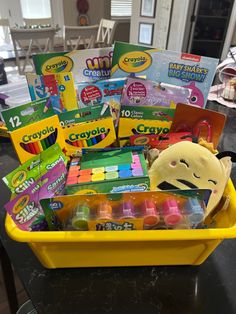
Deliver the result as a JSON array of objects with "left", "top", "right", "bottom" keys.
[{"left": 148, "top": 141, "right": 236, "bottom": 217}]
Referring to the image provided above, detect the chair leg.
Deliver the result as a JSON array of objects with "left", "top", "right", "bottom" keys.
[{"left": 0, "top": 241, "right": 19, "bottom": 314}]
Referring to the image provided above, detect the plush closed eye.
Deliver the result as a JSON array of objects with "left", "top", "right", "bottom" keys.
[
  {"left": 180, "top": 159, "right": 189, "bottom": 167},
  {"left": 193, "top": 173, "right": 200, "bottom": 179},
  {"left": 208, "top": 179, "right": 217, "bottom": 185}
]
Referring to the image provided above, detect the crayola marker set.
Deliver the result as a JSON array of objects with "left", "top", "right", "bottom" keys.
[
  {"left": 76, "top": 78, "right": 126, "bottom": 126},
  {"left": 4, "top": 160, "right": 67, "bottom": 231},
  {"left": 121, "top": 77, "right": 191, "bottom": 108},
  {"left": 2, "top": 144, "right": 67, "bottom": 195},
  {"left": 40, "top": 188, "right": 211, "bottom": 231},
  {"left": 26, "top": 72, "right": 78, "bottom": 113},
  {"left": 118, "top": 105, "right": 175, "bottom": 146},
  {"left": 9, "top": 115, "right": 65, "bottom": 163},
  {"left": 111, "top": 41, "right": 219, "bottom": 107},
  {"left": 32, "top": 47, "right": 113, "bottom": 83},
  {"left": 60, "top": 104, "right": 116, "bottom": 155},
  {"left": 65, "top": 148, "right": 150, "bottom": 195},
  {"left": 1, "top": 98, "right": 54, "bottom": 132}
]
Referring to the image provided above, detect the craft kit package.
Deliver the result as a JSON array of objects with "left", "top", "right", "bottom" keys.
[
  {"left": 111, "top": 41, "right": 219, "bottom": 107},
  {"left": 60, "top": 104, "right": 117, "bottom": 156},
  {"left": 9, "top": 115, "right": 65, "bottom": 164},
  {"left": 26, "top": 72, "right": 78, "bottom": 113},
  {"left": 121, "top": 77, "right": 191, "bottom": 107},
  {"left": 65, "top": 148, "right": 150, "bottom": 195},
  {"left": 41, "top": 189, "right": 211, "bottom": 232},
  {"left": 4, "top": 160, "right": 67, "bottom": 231},
  {"left": 118, "top": 105, "right": 175, "bottom": 146},
  {"left": 76, "top": 78, "right": 126, "bottom": 126},
  {"left": 2, "top": 144, "right": 67, "bottom": 195},
  {"left": 32, "top": 48, "right": 113, "bottom": 83}
]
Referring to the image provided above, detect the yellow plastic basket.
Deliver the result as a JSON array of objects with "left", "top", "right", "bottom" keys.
[{"left": 5, "top": 180, "right": 236, "bottom": 269}]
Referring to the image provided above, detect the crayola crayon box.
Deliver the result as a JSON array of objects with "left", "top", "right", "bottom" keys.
[
  {"left": 1, "top": 98, "right": 54, "bottom": 132},
  {"left": 118, "top": 105, "right": 175, "bottom": 146},
  {"left": 65, "top": 147, "right": 150, "bottom": 195},
  {"left": 32, "top": 47, "right": 113, "bottom": 83},
  {"left": 26, "top": 72, "right": 78, "bottom": 113},
  {"left": 59, "top": 104, "right": 116, "bottom": 156},
  {"left": 9, "top": 115, "right": 65, "bottom": 164},
  {"left": 2, "top": 144, "right": 68, "bottom": 196},
  {"left": 111, "top": 41, "right": 219, "bottom": 107},
  {"left": 76, "top": 78, "right": 126, "bottom": 126}
]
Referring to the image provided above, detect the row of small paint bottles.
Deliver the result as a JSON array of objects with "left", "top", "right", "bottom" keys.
[{"left": 68, "top": 197, "right": 206, "bottom": 231}]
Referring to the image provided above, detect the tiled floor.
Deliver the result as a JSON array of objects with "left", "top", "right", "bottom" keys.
[{"left": 0, "top": 265, "right": 28, "bottom": 314}]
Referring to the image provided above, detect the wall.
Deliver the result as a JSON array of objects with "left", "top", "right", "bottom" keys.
[
  {"left": 130, "top": 0, "right": 172, "bottom": 48},
  {"left": 63, "top": 0, "right": 110, "bottom": 26},
  {"left": 62, "top": 0, "right": 130, "bottom": 43}
]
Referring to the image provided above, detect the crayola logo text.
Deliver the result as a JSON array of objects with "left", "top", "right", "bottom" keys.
[
  {"left": 118, "top": 51, "right": 152, "bottom": 73},
  {"left": 22, "top": 126, "right": 55, "bottom": 143},
  {"left": 69, "top": 127, "right": 106, "bottom": 141},
  {"left": 136, "top": 124, "right": 169, "bottom": 134},
  {"left": 15, "top": 201, "right": 40, "bottom": 224},
  {"left": 42, "top": 56, "right": 73, "bottom": 74}
]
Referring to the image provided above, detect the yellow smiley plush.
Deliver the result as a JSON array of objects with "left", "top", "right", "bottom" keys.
[{"left": 149, "top": 141, "right": 234, "bottom": 217}]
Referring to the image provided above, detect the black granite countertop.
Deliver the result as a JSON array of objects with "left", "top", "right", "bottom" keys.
[{"left": 1, "top": 101, "right": 236, "bottom": 314}]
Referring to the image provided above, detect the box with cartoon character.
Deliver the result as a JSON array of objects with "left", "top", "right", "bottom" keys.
[{"left": 111, "top": 42, "right": 219, "bottom": 108}]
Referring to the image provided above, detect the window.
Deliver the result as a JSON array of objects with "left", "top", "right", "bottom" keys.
[
  {"left": 111, "top": 0, "right": 132, "bottom": 17},
  {"left": 20, "top": 0, "right": 51, "bottom": 19}
]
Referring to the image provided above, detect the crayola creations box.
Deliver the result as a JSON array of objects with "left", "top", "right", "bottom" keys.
[
  {"left": 60, "top": 104, "right": 116, "bottom": 156},
  {"left": 65, "top": 147, "right": 150, "bottom": 195},
  {"left": 26, "top": 72, "right": 78, "bottom": 113},
  {"left": 111, "top": 42, "right": 219, "bottom": 107},
  {"left": 32, "top": 47, "right": 113, "bottom": 83},
  {"left": 76, "top": 78, "right": 126, "bottom": 126},
  {"left": 118, "top": 105, "right": 175, "bottom": 146},
  {"left": 9, "top": 115, "right": 65, "bottom": 164}
]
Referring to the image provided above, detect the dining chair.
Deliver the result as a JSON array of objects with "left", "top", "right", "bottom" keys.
[
  {"left": 10, "top": 27, "right": 59, "bottom": 74},
  {"left": 96, "top": 18, "right": 117, "bottom": 47},
  {"left": 23, "top": 18, "right": 52, "bottom": 26},
  {"left": 63, "top": 24, "right": 99, "bottom": 50}
]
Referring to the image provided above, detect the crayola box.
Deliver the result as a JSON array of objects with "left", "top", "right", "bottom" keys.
[
  {"left": 118, "top": 105, "right": 175, "bottom": 146},
  {"left": 111, "top": 41, "right": 219, "bottom": 107},
  {"left": 65, "top": 147, "right": 150, "bottom": 195},
  {"left": 9, "top": 115, "right": 65, "bottom": 164},
  {"left": 1, "top": 98, "right": 54, "bottom": 132},
  {"left": 60, "top": 104, "right": 116, "bottom": 156},
  {"left": 4, "top": 159, "right": 67, "bottom": 231},
  {"left": 26, "top": 72, "right": 78, "bottom": 113},
  {"left": 32, "top": 47, "right": 113, "bottom": 83},
  {"left": 2, "top": 144, "right": 67, "bottom": 196},
  {"left": 76, "top": 78, "right": 126, "bottom": 126}
]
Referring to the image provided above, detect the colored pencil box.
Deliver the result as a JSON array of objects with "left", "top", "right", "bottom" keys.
[{"left": 9, "top": 115, "right": 65, "bottom": 164}]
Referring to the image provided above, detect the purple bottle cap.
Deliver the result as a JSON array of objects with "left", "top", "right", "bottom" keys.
[
  {"left": 162, "top": 198, "right": 182, "bottom": 226},
  {"left": 121, "top": 201, "right": 135, "bottom": 218}
]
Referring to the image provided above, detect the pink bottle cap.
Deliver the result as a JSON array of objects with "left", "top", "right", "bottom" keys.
[
  {"left": 162, "top": 198, "right": 182, "bottom": 226},
  {"left": 142, "top": 200, "right": 160, "bottom": 226}
]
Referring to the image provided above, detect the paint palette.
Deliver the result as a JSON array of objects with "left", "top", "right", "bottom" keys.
[{"left": 65, "top": 150, "right": 150, "bottom": 194}]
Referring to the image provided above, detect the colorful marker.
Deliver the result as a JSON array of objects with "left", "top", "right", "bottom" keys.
[{"left": 162, "top": 198, "right": 182, "bottom": 226}]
